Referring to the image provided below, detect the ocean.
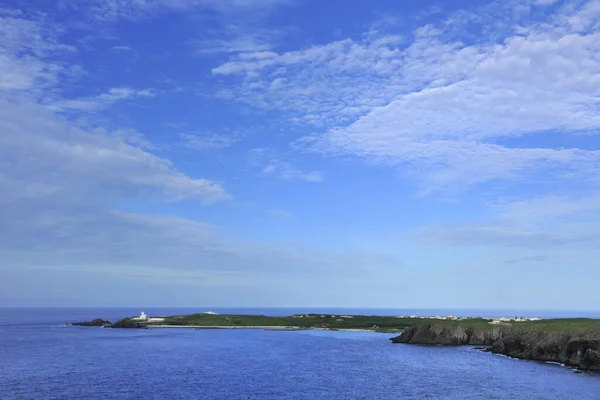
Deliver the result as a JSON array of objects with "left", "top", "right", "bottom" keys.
[{"left": 1, "top": 307, "right": 600, "bottom": 399}]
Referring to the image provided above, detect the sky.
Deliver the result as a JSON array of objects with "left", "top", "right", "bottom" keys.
[{"left": 1, "top": 0, "right": 600, "bottom": 309}]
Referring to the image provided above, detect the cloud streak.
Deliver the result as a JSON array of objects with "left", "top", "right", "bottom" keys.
[
  {"left": 247, "top": 148, "right": 324, "bottom": 182},
  {"left": 179, "top": 133, "right": 238, "bottom": 150},
  {"left": 411, "top": 192, "right": 600, "bottom": 248},
  {"left": 213, "top": 0, "right": 600, "bottom": 193},
  {"left": 51, "top": 87, "right": 155, "bottom": 112}
]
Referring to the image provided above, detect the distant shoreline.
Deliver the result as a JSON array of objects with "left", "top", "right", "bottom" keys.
[
  {"left": 146, "top": 325, "right": 393, "bottom": 332},
  {"left": 71, "top": 312, "right": 600, "bottom": 371}
]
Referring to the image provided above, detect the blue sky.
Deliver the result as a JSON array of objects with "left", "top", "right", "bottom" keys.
[{"left": 1, "top": 0, "right": 600, "bottom": 308}]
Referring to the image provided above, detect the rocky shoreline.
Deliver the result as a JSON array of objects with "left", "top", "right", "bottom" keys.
[
  {"left": 68, "top": 312, "right": 409, "bottom": 332},
  {"left": 72, "top": 318, "right": 112, "bottom": 327},
  {"left": 70, "top": 313, "right": 600, "bottom": 371},
  {"left": 391, "top": 323, "right": 600, "bottom": 371}
]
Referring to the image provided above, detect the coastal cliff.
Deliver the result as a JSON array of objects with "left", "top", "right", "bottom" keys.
[
  {"left": 110, "top": 318, "right": 148, "bottom": 329},
  {"left": 491, "top": 328, "right": 600, "bottom": 371},
  {"left": 391, "top": 322, "right": 502, "bottom": 345},
  {"left": 391, "top": 321, "right": 600, "bottom": 371}
]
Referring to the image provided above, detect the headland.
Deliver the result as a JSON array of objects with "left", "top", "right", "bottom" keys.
[{"left": 72, "top": 311, "right": 600, "bottom": 371}]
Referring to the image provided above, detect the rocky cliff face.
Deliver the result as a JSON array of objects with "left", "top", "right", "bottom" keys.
[
  {"left": 391, "top": 324, "right": 600, "bottom": 371},
  {"left": 110, "top": 318, "right": 147, "bottom": 329},
  {"left": 491, "top": 329, "right": 600, "bottom": 371},
  {"left": 391, "top": 323, "right": 501, "bottom": 346}
]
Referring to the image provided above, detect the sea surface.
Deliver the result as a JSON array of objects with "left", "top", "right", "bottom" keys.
[{"left": 2, "top": 307, "right": 600, "bottom": 400}]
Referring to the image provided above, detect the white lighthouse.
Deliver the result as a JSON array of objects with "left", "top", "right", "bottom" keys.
[{"left": 132, "top": 311, "right": 148, "bottom": 321}]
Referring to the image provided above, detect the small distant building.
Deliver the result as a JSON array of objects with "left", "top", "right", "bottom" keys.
[
  {"left": 132, "top": 312, "right": 148, "bottom": 321},
  {"left": 132, "top": 311, "right": 165, "bottom": 323},
  {"left": 203, "top": 311, "right": 217, "bottom": 315}
]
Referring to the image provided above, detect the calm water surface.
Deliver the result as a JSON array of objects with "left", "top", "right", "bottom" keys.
[{"left": 1, "top": 308, "right": 599, "bottom": 399}]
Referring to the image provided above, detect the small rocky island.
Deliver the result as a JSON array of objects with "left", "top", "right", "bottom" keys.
[
  {"left": 72, "top": 318, "right": 112, "bottom": 327},
  {"left": 391, "top": 319, "right": 600, "bottom": 371}
]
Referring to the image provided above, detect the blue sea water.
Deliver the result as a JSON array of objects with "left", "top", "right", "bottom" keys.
[{"left": 1, "top": 308, "right": 600, "bottom": 400}]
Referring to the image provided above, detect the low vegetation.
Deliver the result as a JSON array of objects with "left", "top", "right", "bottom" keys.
[
  {"left": 392, "top": 318, "right": 600, "bottom": 371},
  {"left": 150, "top": 313, "right": 428, "bottom": 331}
]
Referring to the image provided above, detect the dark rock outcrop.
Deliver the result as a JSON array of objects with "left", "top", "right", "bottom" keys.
[
  {"left": 72, "top": 318, "right": 111, "bottom": 327},
  {"left": 392, "top": 323, "right": 600, "bottom": 371},
  {"left": 490, "top": 329, "right": 600, "bottom": 371},
  {"left": 109, "top": 318, "right": 147, "bottom": 329},
  {"left": 390, "top": 323, "right": 501, "bottom": 346}
]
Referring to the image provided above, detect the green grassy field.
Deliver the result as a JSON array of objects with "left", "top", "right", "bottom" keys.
[
  {"left": 145, "top": 313, "right": 430, "bottom": 331},
  {"left": 409, "top": 317, "right": 600, "bottom": 337},
  {"left": 113, "top": 313, "right": 600, "bottom": 335}
]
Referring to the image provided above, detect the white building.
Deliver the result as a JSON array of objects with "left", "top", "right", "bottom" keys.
[
  {"left": 132, "top": 311, "right": 165, "bottom": 322},
  {"left": 132, "top": 311, "right": 148, "bottom": 321}
]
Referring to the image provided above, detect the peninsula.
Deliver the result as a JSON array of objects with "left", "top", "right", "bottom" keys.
[
  {"left": 75, "top": 311, "right": 414, "bottom": 332},
  {"left": 391, "top": 318, "right": 600, "bottom": 371},
  {"left": 72, "top": 311, "right": 600, "bottom": 371}
]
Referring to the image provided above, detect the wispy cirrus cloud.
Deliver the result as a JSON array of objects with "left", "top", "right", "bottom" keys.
[
  {"left": 0, "top": 6, "right": 230, "bottom": 250},
  {"left": 268, "top": 209, "right": 296, "bottom": 219},
  {"left": 247, "top": 148, "right": 323, "bottom": 182},
  {"left": 0, "top": 12, "right": 76, "bottom": 92},
  {"left": 179, "top": 133, "right": 238, "bottom": 150},
  {"left": 1, "top": 2, "right": 397, "bottom": 296},
  {"left": 65, "top": 0, "right": 292, "bottom": 22},
  {"left": 110, "top": 45, "right": 133, "bottom": 51},
  {"left": 411, "top": 192, "right": 600, "bottom": 249},
  {"left": 192, "top": 27, "right": 286, "bottom": 55},
  {"left": 0, "top": 97, "right": 228, "bottom": 203},
  {"left": 212, "top": 0, "right": 600, "bottom": 194},
  {"left": 50, "top": 86, "right": 155, "bottom": 112}
]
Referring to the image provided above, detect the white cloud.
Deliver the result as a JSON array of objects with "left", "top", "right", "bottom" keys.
[
  {"left": 267, "top": 209, "right": 295, "bottom": 219},
  {"left": 411, "top": 192, "right": 600, "bottom": 248},
  {"left": 179, "top": 133, "right": 238, "bottom": 150},
  {"left": 0, "top": 10, "right": 228, "bottom": 215},
  {"left": 248, "top": 148, "right": 324, "bottom": 182},
  {"left": 193, "top": 28, "right": 285, "bottom": 55},
  {"left": 0, "top": 3, "right": 406, "bottom": 292},
  {"left": 0, "top": 14, "right": 75, "bottom": 92},
  {"left": 50, "top": 86, "right": 155, "bottom": 112},
  {"left": 73, "top": 0, "right": 292, "bottom": 22},
  {"left": 0, "top": 202, "right": 393, "bottom": 278},
  {"left": 0, "top": 98, "right": 228, "bottom": 203},
  {"left": 493, "top": 194, "right": 600, "bottom": 224},
  {"left": 110, "top": 45, "right": 133, "bottom": 51},
  {"left": 213, "top": 0, "right": 600, "bottom": 193},
  {"left": 413, "top": 221, "right": 600, "bottom": 248},
  {"left": 262, "top": 163, "right": 323, "bottom": 182}
]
